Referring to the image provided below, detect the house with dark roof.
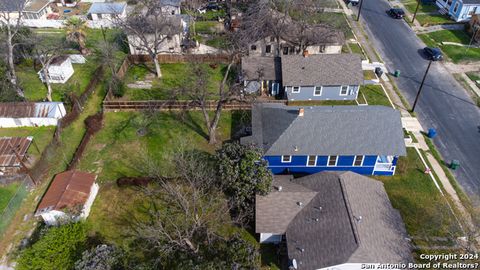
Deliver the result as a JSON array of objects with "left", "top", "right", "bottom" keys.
[
  {"left": 241, "top": 104, "right": 406, "bottom": 176},
  {"left": 256, "top": 172, "right": 413, "bottom": 270},
  {"left": 436, "top": 0, "right": 480, "bottom": 22},
  {"left": 241, "top": 56, "right": 282, "bottom": 96},
  {"left": 87, "top": 2, "right": 127, "bottom": 20},
  {"left": 35, "top": 171, "right": 99, "bottom": 225},
  {"left": 282, "top": 54, "right": 364, "bottom": 101}
]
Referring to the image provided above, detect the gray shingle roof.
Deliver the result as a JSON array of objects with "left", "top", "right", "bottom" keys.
[
  {"left": 241, "top": 56, "right": 282, "bottom": 82},
  {"left": 160, "top": 0, "right": 181, "bottom": 7},
  {"left": 245, "top": 103, "right": 406, "bottom": 156},
  {"left": 256, "top": 172, "right": 413, "bottom": 270},
  {"left": 88, "top": 2, "right": 127, "bottom": 15},
  {"left": 281, "top": 54, "right": 363, "bottom": 86},
  {"left": 285, "top": 172, "right": 412, "bottom": 270}
]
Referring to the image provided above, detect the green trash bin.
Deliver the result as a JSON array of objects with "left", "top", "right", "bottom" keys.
[
  {"left": 393, "top": 70, "right": 401, "bottom": 77},
  {"left": 450, "top": 160, "right": 460, "bottom": 170}
]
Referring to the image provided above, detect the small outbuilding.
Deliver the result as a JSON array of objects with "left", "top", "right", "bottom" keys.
[
  {"left": 0, "top": 102, "right": 66, "bottom": 128},
  {"left": 87, "top": 2, "right": 127, "bottom": 20},
  {"left": 38, "top": 55, "right": 74, "bottom": 84},
  {"left": 35, "top": 171, "right": 99, "bottom": 226}
]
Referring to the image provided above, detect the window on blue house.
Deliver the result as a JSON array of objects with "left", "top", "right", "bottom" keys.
[
  {"left": 353, "top": 155, "right": 364, "bottom": 166},
  {"left": 282, "top": 155, "right": 291, "bottom": 163},
  {"left": 453, "top": 2, "right": 459, "bottom": 13},
  {"left": 327, "top": 156, "right": 337, "bottom": 166},
  {"left": 292, "top": 86, "right": 300, "bottom": 93},
  {"left": 307, "top": 156, "right": 316, "bottom": 166}
]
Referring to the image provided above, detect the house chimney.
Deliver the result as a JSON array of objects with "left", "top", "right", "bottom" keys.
[
  {"left": 298, "top": 108, "right": 305, "bottom": 117},
  {"left": 303, "top": 50, "right": 309, "bottom": 57}
]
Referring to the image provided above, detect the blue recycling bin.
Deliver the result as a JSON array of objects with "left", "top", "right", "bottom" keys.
[{"left": 427, "top": 128, "right": 437, "bottom": 138}]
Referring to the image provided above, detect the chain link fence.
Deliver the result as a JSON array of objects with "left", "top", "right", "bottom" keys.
[{"left": 0, "top": 177, "right": 30, "bottom": 236}]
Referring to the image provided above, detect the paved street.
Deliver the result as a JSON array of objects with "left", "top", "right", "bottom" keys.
[{"left": 359, "top": 0, "right": 480, "bottom": 202}]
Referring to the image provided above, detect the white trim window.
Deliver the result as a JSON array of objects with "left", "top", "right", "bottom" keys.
[
  {"left": 327, "top": 155, "right": 338, "bottom": 166},
  {"left": 314, "top": 86, "right": 322, "bottom": 96},
  {"left": 353, "top": 155, "right": 364, "bottom": 166},
  {"left": 292, "top": 86, "right": 300, "bottom": 93},
  {"left": 340, "top": 85, "right": 349, "bottom": 96},
  {"left": 306, "top": 155, "right": 317, "bottom": 166},
  {"left": 282, "top": 155, "right": 292, "bottom": 163}
]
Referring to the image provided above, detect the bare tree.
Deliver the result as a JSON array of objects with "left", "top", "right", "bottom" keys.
[
  {"left": 0, "top": 0, "right": 27, "bottom": 97},
  {"left": 115, "top": 0, "right": 183, "bottom": 78},
  {"left": 126, "top": 146, "right": 232, "bottom": 260},
  {"left": 29, "top": 35, "right": 67, "bottom": 101}
]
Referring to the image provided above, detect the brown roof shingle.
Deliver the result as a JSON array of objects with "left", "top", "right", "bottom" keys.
[{"left": 36, "top": 171, "right": 97, "bottom": 214}]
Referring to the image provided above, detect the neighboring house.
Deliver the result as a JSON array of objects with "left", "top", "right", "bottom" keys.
[
  {"left": 241, "top": 56, "right": 282, "bottom": 96},
  {"left": 35, "top": 171, "right": 99, "bottom": 226},
  {"left": 436, "top": 0, "right": 480, "bottom": 22},
  {"left": 282, "top": 54, "right": 363, "bottom": 101},
  {"left": 87, "top": 2, "right": 127, "bottom": 20},
  {"left": 241, "top": 104, "right": 406, "bottom": 176},
  {"left": 0, "top": 102, "right": 66, "bottom": 128},
  {"left": 256, "top": 172, "right": 413, "bottom": 270},
  {"left": 38, "top": 55, "right": 74, "bottom": 84},
  {"left": 0, "top": 137, "right": 33, "bottom": 175},
  {"left": 127, "top": 16, "right": 186, "bottom": 55},
  {"left": 160, "top": 0, "right": 181, "bottom": 15},
  {"left": 468, "top": 14, "right": 480, "bottom": 42},
  {"left": 0, "top": 0, "right": 52, "bottom": 20}
]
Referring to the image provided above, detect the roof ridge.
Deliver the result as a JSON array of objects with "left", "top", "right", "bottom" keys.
[{"left": 338, "top": 177, "right": 361, "bottom": 246}]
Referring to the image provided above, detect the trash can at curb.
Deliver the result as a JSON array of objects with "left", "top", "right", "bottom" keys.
[
  {"left": 450, "top": 160, "right": 460, "bottom": 170},
  {"left": 427, "top": 128, "right": 437, "bottom": 138},
  {"left": 375, "top": 67, "right": 383, "bottom": 77},
  {"left": 393, "top": 70, "right": 401, "bottom": 77}
]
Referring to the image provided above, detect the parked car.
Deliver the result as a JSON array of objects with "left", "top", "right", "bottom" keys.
[
  {"left": 423, "top": 47, "right": 443, "bottom": 61},
  {"left": 349, "top": 0, "right": 360, "bottom": 6},
  {"left": 387, "top": 8, "right": 405, "bottom": 19}
]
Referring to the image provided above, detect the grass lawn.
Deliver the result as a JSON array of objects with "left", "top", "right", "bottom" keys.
[
  {"left": 359, "top": 84, "right": 392, "bottom": 107},
  {"left": 194, "top": 21, "right": 224, "bottom": 35},
  {"left": 0, "top": 126, "right": 55, "bottom": 161},
  {"left": 0, "top": 183, "right": 22, "bottom": 212},
  {"left": 364, "top": 70, "right": 377, "bottom": 81},
  {"left": 348, "top": 43, "right": 366, "bottom": 59},
  {"left": 306, "top": 12, "right": 355, "bottom": 40},
  {"left": 0, "top": 182, "right": 28, "bottom": 235},
  {"left": 123, "top": 63, "right": 226, "bottom": 100},
  {"left": 375, "top": 148, "right": 462, "bottom": 244},
  {"left": 415, "top": 13, "right": 453, "bottom": 26},
  {"left": 419, "top": 30, "right": 480, "bottom": 63},
  {"left": 192, "top": 10, "right": 226, "bottom": 21},
  {"left": 403, "top": 1, "right": 438, "bottom": 14}
]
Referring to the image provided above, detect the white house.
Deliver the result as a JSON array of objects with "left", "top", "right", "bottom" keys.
[
  {"left": 38, "top": 55, "right": 74, "bottom": 84},
  {"left": 0, "top": 0, "right": 53, "bottom": 20},
  {"left": 0, "top": 102, "right": 66, "bottom": 128},
  {"left": 160, "top": 0, "right": 182, "bottom": 15},
  {"left": 87, "top": 2, "right": 127, "bottom": 21},
  {"left": 127, "top": 16, "right": 186, "bottom": 55},
  {"left": 35, "top": 171, "right": 99, "bottom": 226}
]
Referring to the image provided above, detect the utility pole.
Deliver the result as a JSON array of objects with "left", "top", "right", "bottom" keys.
[
  {"left": 357, "top": 0, "right": 364, "bottom": 21},
  {"left": 412, "top": 60, "right": 433, "bottom": 113},
  {"left": 466, "top": 25, "right": 479, "bottom": 54},
  {"left": 412, "top": 0, "right": 420, "bottom": 23}
]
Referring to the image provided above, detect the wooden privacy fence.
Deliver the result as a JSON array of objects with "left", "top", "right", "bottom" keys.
[
  {"left": 103, "top": 100, "right": 286, "bottom": 112},
  {"left": 128, "top": 54, "right": 232, "bottom": 64}
]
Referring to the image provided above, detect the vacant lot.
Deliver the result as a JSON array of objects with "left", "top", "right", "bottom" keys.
[
  {"left": 122, "top": 63, "right": 226, "bottom": 100},
  {"left": 375, "top": 148, "right": 462, "bottom": 245},
  {"left": 419, "top": 30, "right": 480, "bottom": 63}
]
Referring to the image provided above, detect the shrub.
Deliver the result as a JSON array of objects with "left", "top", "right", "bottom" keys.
[
  {"left": 110, "top": 76, "right": 125, "bottom": 98},
  {"left": 17, "top": 223, "right": 88, "bottom": 270}
]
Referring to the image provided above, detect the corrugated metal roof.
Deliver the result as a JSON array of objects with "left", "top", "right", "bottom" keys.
[
  {"left": 0, "top": 137, "right": 33, "bottom": 167},
  {"left": 36, "top": 171, "right": 97, "bottom": 214},
  {"left": 0, "top": 102, "right": 64, "bottom": 118}
]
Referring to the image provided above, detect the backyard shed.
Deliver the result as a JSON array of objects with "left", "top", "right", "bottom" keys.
[
  {"left": 0, "top": 102, "right": 66, "bottom": 128},
  {"left": 38, "top": 55, "right": 74, "bottom": 84}
]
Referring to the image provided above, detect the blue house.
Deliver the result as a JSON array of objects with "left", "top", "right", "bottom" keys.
[
  {"left": 436, "top": 0, "right": 480, "bottom": 22},
  {"left": 282, "top": 54, "right": 364, "bottom": 102},
  {"left": 241, "top": 104, "right": 407, "bottom": 176}
]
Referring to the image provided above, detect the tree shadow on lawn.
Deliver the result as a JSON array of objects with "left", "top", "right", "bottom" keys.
[{"left": 166, "top": 110, "right": 209, "bottom": 141}]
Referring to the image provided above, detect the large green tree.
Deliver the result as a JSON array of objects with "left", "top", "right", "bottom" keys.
[{"left": 216, "top": 142, "right": 273, "bottom": 212}]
